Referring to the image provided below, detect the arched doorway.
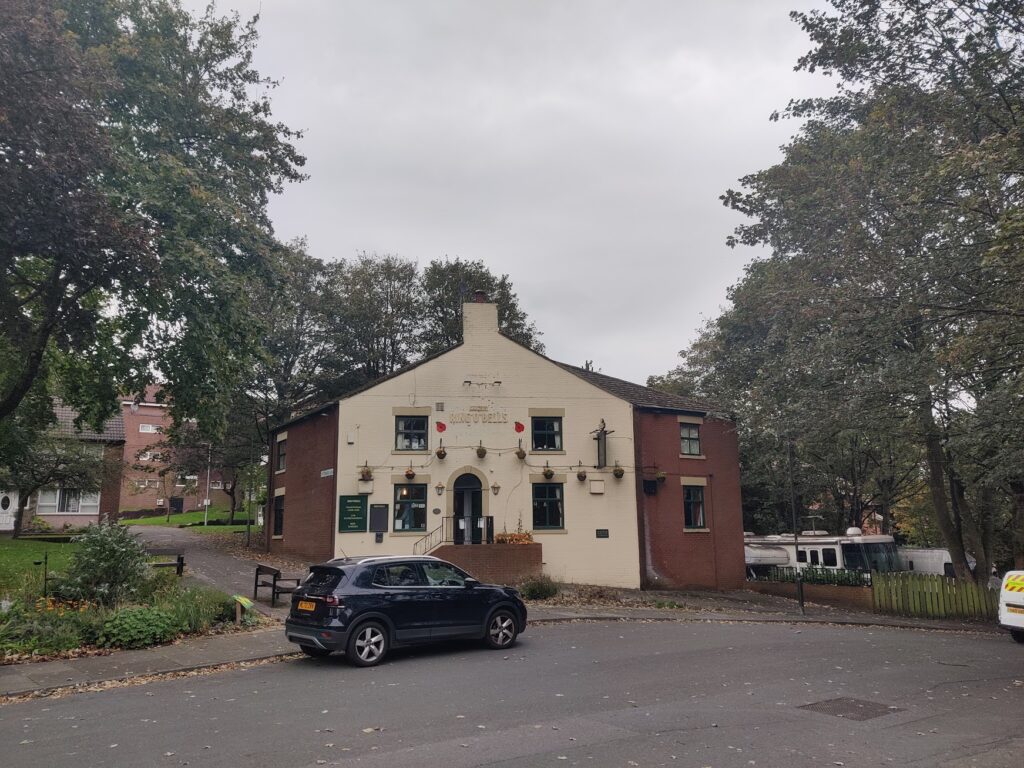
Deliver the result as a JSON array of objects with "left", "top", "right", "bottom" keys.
[{"left": 453, "top": 473, "right": 482, "bottom": 545}]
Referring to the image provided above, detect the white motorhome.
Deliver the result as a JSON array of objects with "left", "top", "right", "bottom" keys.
[
  {"left": 744, "top": 527, "right": 901, "bottom": 575},
  {"left": 897, "top": 547, "right": 976, "bottom": 578}
]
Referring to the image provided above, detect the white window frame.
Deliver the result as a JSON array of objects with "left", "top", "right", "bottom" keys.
[
  {"left": 36, "top": 488, "right": 100, "bottom": 516},
  {"left": 139, "top": 424, "right": 161, "bottom": 434}
]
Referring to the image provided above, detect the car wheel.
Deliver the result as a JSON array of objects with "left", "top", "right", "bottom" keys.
[
  {"left": 484, "top": 609, "right": 518, "bottom": 650},
  {"left": 1011, "top": 629, "right": 1024, "bottom": 644},
  {"left": 299, "top": 644, "right": 332, "bottom": 658},
  {"left": 346, "top": 621, "right": 389, "bottom": 666}
]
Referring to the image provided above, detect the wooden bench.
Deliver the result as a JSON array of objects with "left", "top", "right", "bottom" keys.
[
  {"left": 145, "top": 548, "right": 186, "bottom": 577},
  {"left": 253, "top": 564, "right": 301, "bottom": 607}
]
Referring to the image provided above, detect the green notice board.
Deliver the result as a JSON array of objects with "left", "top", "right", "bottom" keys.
[{"left": 338, "top": 495, "right": 368, "bottom": 533}]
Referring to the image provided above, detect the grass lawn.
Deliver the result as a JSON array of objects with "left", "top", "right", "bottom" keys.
[
  {"left": 122, "top": 508, "right": 254, "bottom": 528},
  {"left": 0, "top": 536, "right": 80, "bottom": 595}
]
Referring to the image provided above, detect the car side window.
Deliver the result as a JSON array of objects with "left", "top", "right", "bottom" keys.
[
  {"left": 371, "top": 567, "right": 389, "bottom": 587},
  {"left": 423, "top": 562, "right": 468, "bottom": 587},
  {"left": 384, "top": 563, "right": 425, "bottom": 587}
]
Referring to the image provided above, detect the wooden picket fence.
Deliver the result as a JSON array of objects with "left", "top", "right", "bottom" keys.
[{"left": 872, "top": 571, "right": 998, "bottom": 620}]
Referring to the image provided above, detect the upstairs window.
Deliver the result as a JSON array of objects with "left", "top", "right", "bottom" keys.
[
  {"left": 531, "top": 417, "right": 562, "bottom": 451},
  {"left": 139, "top": 423, "right": 161, "bottom": 434},
  {"left": 680, "top": 424, "right": 701, "bottom": 456},
  {"left": 395, "top": 416, "right": 428, "bottom": 451},
  {"left": 276, "top": 439, "right": 287, "bottom": 471},
  {"left": 683, "top": 485, "right": 706, "bottom": 529}
]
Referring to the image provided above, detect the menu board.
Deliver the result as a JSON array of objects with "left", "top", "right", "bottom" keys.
[{"left": 338, "top": 495, "right": 367, "bottom": 533}]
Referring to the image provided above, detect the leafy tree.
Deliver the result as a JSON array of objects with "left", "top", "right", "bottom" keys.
[
  {"left": 326, "top": 253, "right": 423, "bottom": 385},
  {"left": 2, "top": 0, "right": 306, "bottom": 440},
  {"left": 668, "top": 1, "right": 1024, "bottom": 580},
  {"left": 420, "top": 258, "right": 543, "bottom": 354},
  {"left": 0, "top": 435, "right": 112, "bottom": 537},
  {"left": 0, "top": 0, "right": 152, "bottom": 428}
]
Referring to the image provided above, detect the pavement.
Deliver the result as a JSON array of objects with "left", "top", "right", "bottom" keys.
[{"left": 0, "top": 525, "right": 1005, "bottom": 699}]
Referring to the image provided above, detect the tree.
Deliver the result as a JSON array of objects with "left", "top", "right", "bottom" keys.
[
  {"left": 0, "top": 0, "right": 152, "bottom": 430},
  {"left": 662, "top": 2, "right": 1024, "bottom": 581},
  {"left": 326, "top": 253, "right": 424, "bottom": 385},
  {"left": 2, "top": 0, "right": 307, "bottom": 440},
  {"left": 0, "top": 435, "right": 111, "bottom": 536},
  {"left": 420, "top": 259, "right": 544, "bottom": 354}
]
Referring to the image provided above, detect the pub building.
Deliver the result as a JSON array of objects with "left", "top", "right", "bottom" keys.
[{"left": 266, "top": 296, "right": 744, "bottom": 590}]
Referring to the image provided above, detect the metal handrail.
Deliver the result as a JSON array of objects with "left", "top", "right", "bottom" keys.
[{"left": 413, "top": 523, "right": 444, "bottom": 555}]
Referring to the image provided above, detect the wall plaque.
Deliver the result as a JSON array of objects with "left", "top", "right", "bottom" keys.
[{"left": 338, "top": 495, "right": 367, "bottom": 533}]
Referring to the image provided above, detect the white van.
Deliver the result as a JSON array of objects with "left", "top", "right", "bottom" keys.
[{"left": 998, "top": 571, "right": 1024, "bottom": 644}]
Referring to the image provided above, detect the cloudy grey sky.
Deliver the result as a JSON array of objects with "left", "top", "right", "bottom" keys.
[{"left": 191, "top": 1, "right": 832, "bottom": 384}]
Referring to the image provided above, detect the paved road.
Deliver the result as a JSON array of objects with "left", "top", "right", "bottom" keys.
[{"left": 3, "top": 620, "right": 1022, "bottom": 768}]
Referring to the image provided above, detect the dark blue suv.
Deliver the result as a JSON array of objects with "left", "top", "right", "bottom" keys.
[{"left": 284, "top": 555, "right": 528, "bottom": 666}]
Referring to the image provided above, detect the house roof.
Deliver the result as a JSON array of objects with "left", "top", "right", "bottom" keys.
[
  {"left": 552, "top": 363, "right": 721, "bottom": 415},
  {"left": 53, "top": 403, "right": 125, "bottom": 443}
]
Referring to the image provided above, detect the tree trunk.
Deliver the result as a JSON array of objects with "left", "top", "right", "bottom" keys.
[
  {"left": 12, "top": 495, "right": 29, "bottom": 538},
  {"left": 919, "top": 402, "right": 975, "bottom": 581},
  {"left": 1008, "top": 480, "right": 1024, "bottom": 570},
  {"left": 226, "top": 481, "right": 237, "bottom": 524}
]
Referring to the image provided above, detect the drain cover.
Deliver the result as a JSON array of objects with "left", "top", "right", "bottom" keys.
[{"left": 798, "top": 697, "right": 902, "bottom": 721}]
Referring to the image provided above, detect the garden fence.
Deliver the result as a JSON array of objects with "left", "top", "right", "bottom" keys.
[{"left": 871, "top": 571, "right": 998, "bottom": 620}]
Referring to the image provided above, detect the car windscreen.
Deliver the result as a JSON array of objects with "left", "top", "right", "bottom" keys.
[{"left": 303, "top": 567, "right": 345, "bottom": 593}]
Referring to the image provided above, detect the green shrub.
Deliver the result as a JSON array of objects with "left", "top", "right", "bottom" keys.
[
  {"left": 0, "top": 599, "right": 107, "bottom": 655},
  {"left": 98, "top": 606, "right": 179, "bottom": 649},
  {"left": 162, "top": 587, "right": 234, "bottom": 634},
  {"left": 56, "top": 524, "right": 149, "bottom": 606},
  {"left": 519, "top": 574, "right": 558, "bottom": 600}
]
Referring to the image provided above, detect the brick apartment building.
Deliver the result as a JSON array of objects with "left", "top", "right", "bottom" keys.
[{"left": 265, "top": 298, "right": 745, "bottom": 590}]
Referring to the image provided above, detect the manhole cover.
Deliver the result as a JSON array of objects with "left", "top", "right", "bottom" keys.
[{"left": 798, "top": 697, "right": 902, "bottom": 721}]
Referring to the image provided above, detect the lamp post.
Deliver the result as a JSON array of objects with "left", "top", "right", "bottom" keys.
[
  {"left": 203, "top": 442, "right": 212, "bottom": 527},
  {"left": 787, "top": 437, "right": 805, "bottom": 615}
]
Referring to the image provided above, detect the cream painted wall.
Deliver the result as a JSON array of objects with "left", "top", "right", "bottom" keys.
[{"left": 333, "top": 303, "right": 642, "bottom": 588}]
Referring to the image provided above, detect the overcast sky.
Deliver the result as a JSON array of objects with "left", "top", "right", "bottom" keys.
[{"left": 189, "top": 1, "right": 832, "bottom": 384}]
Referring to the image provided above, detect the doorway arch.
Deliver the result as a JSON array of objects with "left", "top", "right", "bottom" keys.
[{"left": 453, "top": 472, "right": 483, "bottom": 545}]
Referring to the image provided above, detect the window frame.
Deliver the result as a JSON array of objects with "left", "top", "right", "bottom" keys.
[
  {"left": 276, "top": 439, "right": 287, "bottom": 472},
  {"left": 532, "top": 482, "right": 564, "bottom": 530},
  {"left": 531, "top": 416, "right": 563, "bottom": 452},
  {"left": 822, "top": 548, "right": 837, "bottom": 567},
  {"left": 682, "top": 485, "right": 706, "bottom": 529},
  {"left": 394, "top": 415, "right": 429, "bottom": 452},
  {"left": 393, "top": 483, "right": 428, "bottom": 532},
  {"left": 139, "top": 423, "right": 161, "bottom": 434},
  {"left": 680, "top": 424, "right": 701, "bottom": 456}
]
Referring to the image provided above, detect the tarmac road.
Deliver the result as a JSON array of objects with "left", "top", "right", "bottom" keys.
[{"left": 3, "top": 620, "right": 1023, "bottom": 768}]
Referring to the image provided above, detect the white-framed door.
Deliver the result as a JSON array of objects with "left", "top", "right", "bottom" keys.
[{"left": 0, "top": 490, "right": 18, "bottom": 531}]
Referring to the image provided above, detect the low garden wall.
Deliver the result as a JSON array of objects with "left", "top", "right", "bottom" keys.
[
  {"left": 432, "top": 543, "right": 542, "bottom": 586},
  {"left": 746, "top": 580, "right": 874, "bottom": 612}
]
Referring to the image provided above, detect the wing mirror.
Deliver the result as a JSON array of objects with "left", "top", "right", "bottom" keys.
[{"left": 464, "top": 577, "right": 479, "bottom": 589}]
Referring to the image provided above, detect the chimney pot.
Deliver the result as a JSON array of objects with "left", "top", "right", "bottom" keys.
[{"left": 472, "top": 289, "right": 488, "bottom": 303}]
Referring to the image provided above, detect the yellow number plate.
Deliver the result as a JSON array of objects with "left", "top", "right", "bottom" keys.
[
  {"left": 1007, "top": 605, "right": 1024, "bottom": 615},
  {"left": 298, "top": 600, "right": 316, "bottom": 611}
]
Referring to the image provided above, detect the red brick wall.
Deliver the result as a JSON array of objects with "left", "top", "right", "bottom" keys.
[
  {"left": 634, "top": 412, "right": 745, "bottom": 590},
  {"left": 266, "top": 406, "right": 338, "bottom": 562},
  {"left": 432, "top": 543, "right": 542, "bottom": 586},
  {"left": 746, "top": 581, "right": 874, "bottom": 612}
]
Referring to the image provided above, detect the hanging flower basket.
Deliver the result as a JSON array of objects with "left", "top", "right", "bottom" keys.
[
  {"left": 476, "top": 443, "right": 487, "bottom": 459},
  {"left": 435, "top": 446, "right": 447, "bottom": 460},
  {"left": 360, "top": 465, "right": 373, "bottom": 481},
  {"left": 577, "top": 469, "right": 587, "bottom": 482},
  {"left": 612, "top": 464, "right": 625, "bottom": 479},
  {"left": 656, "top": 471, "right": 667, "bottom": 483},
  {"left": 515, "top": 447, "right": 526, "bottom": 460},
  {"left": 542, "top": 465, "right": 555, "bottom": 480},
  {"left": 405, "top": 467, "right": 416, "bottom": 480}
]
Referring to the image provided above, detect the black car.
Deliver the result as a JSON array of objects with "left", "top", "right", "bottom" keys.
[{"left": 284, "top": 555, "right": 528, "bottom": 666}]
